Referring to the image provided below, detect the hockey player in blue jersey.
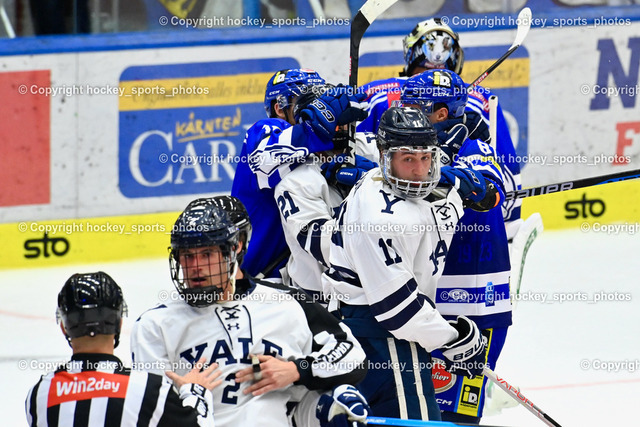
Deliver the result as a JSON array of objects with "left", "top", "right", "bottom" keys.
[
  {"left": 357, "top": 18, "right": 522, "bottom": 234},
  {"left": 401, "top": 69, "right": 511, "bottom": 424},
  {"left": 231, "top": 68, "right": 369, "bottom": 279}
]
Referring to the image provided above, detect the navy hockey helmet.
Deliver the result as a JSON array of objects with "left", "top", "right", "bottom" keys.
[
  {"left": 57, "top": 271, "right": 127, "bottom": 348},
  {"left": 264, "top": 69, "right": 326, "bottom": 118},
  {"left": 170, "top": 198, "right": 240, "bottom": 307},
  {"left": 377, "top": 106, "right": 441, "bottom": 198},
  {"left": 401, "top": 69, "right": 468, "bottom": 118},
  {"left": 209, "top": 195, "right": 252, "bottom": 267},
  {"left": 402, "top": 18, "right": 464, "bottom": 77}
]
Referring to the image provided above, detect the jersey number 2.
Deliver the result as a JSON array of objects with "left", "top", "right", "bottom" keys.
[{"left": 221, "top": 373, "right": 240, "bottom": 404}]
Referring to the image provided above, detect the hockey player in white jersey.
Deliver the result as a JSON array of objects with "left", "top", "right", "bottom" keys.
[
  {"left": 271, "top": 84, "right": 379, "bottom": 301},
  {"left": 130, "top": 198, "right": 369, "bottom": 426},
  {"left": 208, "top": 195, "right": 372, "bottom": 426},
  {"left": 400, "top": 69, "right": 511, "bottom": 424},
  {"left": 323, "top": 106, "right": 488, "bottom": 421}
]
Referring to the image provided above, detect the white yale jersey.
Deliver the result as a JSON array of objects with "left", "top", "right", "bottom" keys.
[
  {"left": 323, "top": 169, "right": 465, "bottom": 351},
  {"left": 130, "top": 279, "right": 365, "bottom": 426}
]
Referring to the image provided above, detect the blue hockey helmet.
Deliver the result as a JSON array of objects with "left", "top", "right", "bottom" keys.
[
  {"left": 377, "top": 106, "right": 441, "bottom": 198},
  {"left": 264, "top": 69, "right": 325, "bottom": 118},
  {"left": 401, "top": 69, "right": 468, "bottom": 118},
  {"left": 402, "top": 18, "right": 464, "bottom": 76},
  {"left": 170, "top": 198, "right": 239, "bottom": 307},
  {"left": 57, "top": 271, "right": 127, "bottom": 348}
]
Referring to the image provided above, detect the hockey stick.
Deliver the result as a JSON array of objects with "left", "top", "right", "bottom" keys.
[
  {"left": 509, "top": 213, "right": 543, "bottom": 306},
  {"left": 366, "top": 417, "right": 457, "bottom": 426},
  {"left": 347, "top": 0, "right": 399, "bottom": 164},
  {"left": 483, "top": 367, "right": 562, "bottom": 427},
  {"left": 253, "top": 248, "right": 291, "bottom": 280},
  {"left": 467, "top": 7, "right": 531, "bottom": 93},
  {"left": 505, "top": 168, "right": 640, "bottom": 201},
  {"left": 365, "top": 416, "right": 504, "bottom": 426}
]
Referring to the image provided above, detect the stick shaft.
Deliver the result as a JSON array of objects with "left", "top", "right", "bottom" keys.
[
  {"left": 483, "top": 368, "right": 562, "bottom": 427},
  {"left": 348, "top": 0, "right": 398, "bottom": 165},
  {"left": 467, "top": 7, "right": 531, "bottom": 92},
  {"left": 468, "top": 46, "right": 518, "bottom": 92},
  {"left": 505, "top": 168, "right": 640, "bottom": 201}
]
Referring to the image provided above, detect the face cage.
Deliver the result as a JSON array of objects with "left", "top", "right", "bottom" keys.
[
  {"left": 398, "top": 98, "right": 436, "bottom": 116},
  {"left": 381, "top": 146, "right": 441, "bottom": 198},
  {"left": 169, "top": 246, "right": 238, "bottom": 307},
  {"left": 275, "top": 83, "right": 312, "bottom": 113}
]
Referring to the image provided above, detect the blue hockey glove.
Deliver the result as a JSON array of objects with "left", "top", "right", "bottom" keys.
[
  {"left": 316, "top": 385, "right": 370, "bottom": 427},
  {"left": 301, "top": 90, "right": 368, "bottom": 140},
  {"left": 464, "top": 110, "right": 491, "bottom": 143},
  {"left": 439, "top": 166, "right": 486, "bottom": 203},
  {"left": 435, "top": 123, "right": 468, "bottom": 166},
  {"left": 464, "top": 177, "right": 504, "bottom": 212},
  {"left": 440, "top": 316, "right": 486, "bottom": 379},
  {"left": 321, "top": 154, "right": 377, "bottom": 187},
  {"left": 433, "top": 116, "right": 464, "bottom": 133}
]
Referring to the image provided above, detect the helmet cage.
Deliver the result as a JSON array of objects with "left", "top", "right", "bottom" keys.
[
  {"left": 169, "top": 244, "right": 238, "bottom": 307},
  {"left": 170, "top": 199, "right": 240, "bottom": 307},
  {"left": 381, "top": 146, "right": 442, "bottom": 198}
]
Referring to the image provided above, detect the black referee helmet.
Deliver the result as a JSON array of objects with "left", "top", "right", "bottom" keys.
[{"left": 57, "top": 271, "right": 127, "bottom": 348}]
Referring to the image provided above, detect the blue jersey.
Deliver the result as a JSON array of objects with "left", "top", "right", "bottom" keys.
[
  {"left": 231, "top": 118, "right": 331, "bottom": 278},
  {"left": 465, "top": 86, "right": 521, "bottom": 224},
  {"left": 357, "top": 77, "right": 406, "bottom": 134},
  {"left": 437, "top": 139, "right": 512, "bottom": 330},
  {"left": 357, "top": 77, "right": 522, "bottom": 224}
]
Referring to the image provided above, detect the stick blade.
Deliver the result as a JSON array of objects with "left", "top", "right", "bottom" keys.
[
  {"left": 512, "top": 7, "right": 532, "bottom": 48},
  {"left": 358, "top": 0, "right": 398, "bottom": 23}
]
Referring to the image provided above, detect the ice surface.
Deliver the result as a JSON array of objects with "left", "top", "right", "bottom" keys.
[{"left": 3, "top": 229, "right": 639, "bottom": 426}]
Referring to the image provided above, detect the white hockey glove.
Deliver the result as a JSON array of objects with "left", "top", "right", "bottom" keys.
[
  {"left": 316, "top": 385, "right": 370, "bottom": 427},
  {"left": 440, "top": 316, "right": 486, "bottom": 379}
]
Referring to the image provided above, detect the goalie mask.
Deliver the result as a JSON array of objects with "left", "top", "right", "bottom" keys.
[
  {"left": 401, "top": 69, "right": 468, "bottom": 118},
  {"left": 402, "top": 18, "right": 464, "bottom": 76},
  {"left": 377, "top": 106, "right": 441, "bottom": 198},
  {"left": 57, "top": 271, "right": 127, "bottom": 348},
  {"left": 170, "top": 198, "right": 240, "bottom": 307}
]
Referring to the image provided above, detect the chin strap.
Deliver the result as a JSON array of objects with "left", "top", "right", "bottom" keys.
[{"left": 216, "top": 259, "right": 238, "bottom": 304}]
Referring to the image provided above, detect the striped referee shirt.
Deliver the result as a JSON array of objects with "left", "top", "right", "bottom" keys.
[{"left": 25, "top": 353, "right": 214, "bottom": 427}]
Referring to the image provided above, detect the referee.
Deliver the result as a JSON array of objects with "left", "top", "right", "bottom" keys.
[{"left": 25, "top": 271, "right": 222, "bottom": 427}]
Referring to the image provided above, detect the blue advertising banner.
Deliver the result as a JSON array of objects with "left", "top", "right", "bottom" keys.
[{"left": 118, "top": 57, "right": 299, "bottom": 198}]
